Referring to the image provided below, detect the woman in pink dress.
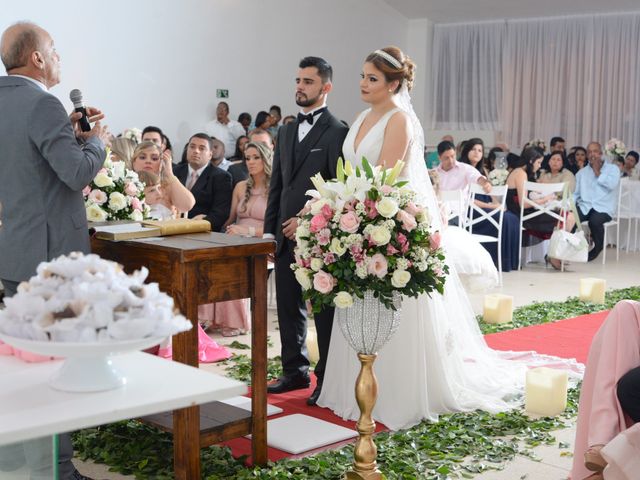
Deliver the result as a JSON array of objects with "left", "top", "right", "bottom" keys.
[
  {"left": 199, "top": 142, "right": 272, "bottom": 336},
  {"left": 571, "top": 300, "right": 640, "bottom": 480}
]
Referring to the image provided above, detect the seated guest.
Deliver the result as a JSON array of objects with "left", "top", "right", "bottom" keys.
[
  {"left": 282, "top": 114, "right": 296, "bottom": 125},
  {"left": 142, "top": 125, "right": 173, "bottom": 166},
  {"left": 238, "top": 112, "right": 252, "bottom": 134},
  {"left": 574, "top": 142, "right": 620, "bottom": 262},
  {"left": 254, "top": 110, "right": 272, "bottom": 130},
  {"left": 539, "top": 150, "right": 576, "bottom": 193},
  {"left": 623, "top": 151, "right": 638, "bottom": 177},
  {"left": 228, "top": 128, "right": 275, "bottom": 188},
  {"left": 130, "top": 141, "right": 194, "bottom": 215},
  {"left": 199, "top": 142, "right": 272, "bottom": 336},
  {"left": 571, "top": 300, "right": 640, "bottom": 480},
  {"left": 173, "top": 133, "right": 232, "bottom": 232},
  {"left": 567, "top": 146, "right": 588, "bottom": 174},
  {"left": 228, "top": 135, "right": 249, "bottom": 162},
  {"left": 435, "top": 140, "right": 492, "bottom": 194},
  {"left": 460, "top": 139, "right": 520, "bottom": 272},
  {"left": 487, "top": 146, "right": 505, "bottom": 170},
  {"left": 269, "top": 104, "right": 282, "bottom": 139},
  {"left": 506, "top": 148, "right": 575, "bottom": 270},
  {"left": 109, "top": 136, "right": 136, "bottom": 165},
  {"left": 211, "top": 137, "right": 232, "bottom": 171},
  {"left": 541, "top": 136, "right": 566, "bottom": 171}
]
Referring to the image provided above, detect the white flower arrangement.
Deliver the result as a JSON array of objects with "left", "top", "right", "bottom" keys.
[
  {"left": 292, "top": 158, "right": 448, "bottom": 311},
  {"left": 123, "top": 127, "right": 142, "bottom": 144},
  {"left": 605, "top": 138, "right": 626, "bottom": 157},
  {"left": 488, "top": 169, "right": 509, "bottom": 186},
  {"left": 526, "top": 139, "right": 547, "bottom": 153},
  {"left": 83, "top": 148, "right": 150, "bottom": 222}
]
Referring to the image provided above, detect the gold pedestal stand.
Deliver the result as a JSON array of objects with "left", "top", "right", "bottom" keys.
[{"left": 345, "top": 353, "right": 383, "bottom": 480}]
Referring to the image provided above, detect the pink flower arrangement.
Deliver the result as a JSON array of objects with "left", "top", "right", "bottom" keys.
[{"left": 293, "top": 158, "right": 448, "bottom": 311}]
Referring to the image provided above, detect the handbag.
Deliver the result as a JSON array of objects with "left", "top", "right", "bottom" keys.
[{"left": 548, "top": 185, "right": 588, "bottom": 263}]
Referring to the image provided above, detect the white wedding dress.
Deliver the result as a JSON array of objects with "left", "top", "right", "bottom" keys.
[{"left": 316, "top": 107, "right": 582, "bottom": 431}]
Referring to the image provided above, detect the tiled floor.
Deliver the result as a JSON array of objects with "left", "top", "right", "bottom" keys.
[{"left": 76, "top": 246, "right": 639, "bottom": 479}]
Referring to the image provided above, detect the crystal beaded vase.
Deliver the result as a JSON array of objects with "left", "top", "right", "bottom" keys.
[
  {"left": 336, "top": 290, "right": 401, "bottom": 355},
  {"left": 336, "top": 290, "right": 402, "bottom": 480}
]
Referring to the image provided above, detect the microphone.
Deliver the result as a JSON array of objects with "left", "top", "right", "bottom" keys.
[{"left": 69, "top": 89, "right": 91, "bottom": 132}]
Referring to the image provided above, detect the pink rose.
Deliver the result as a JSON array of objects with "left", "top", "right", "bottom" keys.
[
  {"left": 397, "top": 209, "right": 417, "bottom": 232},
  {"left": 311, "top": 245, "right": 323, "bottom": 256},
  {"left": 88, "top": 189, "right": 107, "bottom": 205},
  {"left": 404, "top": 201, "right": 421, "bottom": 216},
  {"left": 323, "top": 252, "right": 336, "bottom": 264},
  {"left": 124, "top": 182, "right": 139, "bottom": 196},
  {"left": 364, "top": 199, "right": 378, "bottom": 219},
  {"left": 82, "top": 185, "right": 91, "bottom": 197},
  {"left": 131, "top": 198, "right": 142, "bottom": 211},
  {"left": 380, "top": 185, "right": 393, "bottom": 195},
  {"left": 430, "top": 231, "right": 442, "bottom": 251},
  {"left": 317, "top": 228, "right": 331, "bottom": 246},
  {"left": 367, "top": 253, "right": 388, "bottom": 278},
  {"left": 339, "top": 211, "right": 360, "bottom": 233},
  {"left": 320, "top": 203, "right": 334, "bottom": 220},
  {"left": 310, "top": 214, "right": 328, "bottom": 233},
  {"left": 313, "top": 270, "right": 335, "bottom": 294}
]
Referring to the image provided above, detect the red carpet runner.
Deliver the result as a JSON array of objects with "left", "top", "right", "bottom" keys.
[{"left": 227, "top": 310, "right": 609, "bottom": 462}]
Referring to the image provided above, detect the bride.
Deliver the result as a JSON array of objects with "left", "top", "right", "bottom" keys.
[{"left": 316, "top": 46, "right": 582, "bottom": 431}]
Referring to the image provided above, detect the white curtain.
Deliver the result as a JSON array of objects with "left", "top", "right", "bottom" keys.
[{"left": 430, "top": 12, "right": 640, "bottom": 150}]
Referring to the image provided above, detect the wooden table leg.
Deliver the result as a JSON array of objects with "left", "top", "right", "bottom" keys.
[
  {"left": 251, "top": 255, "right": 268, "bottom": 464},
  {"left": 172, "top": 265, "right": 201, "bottom": 479}
]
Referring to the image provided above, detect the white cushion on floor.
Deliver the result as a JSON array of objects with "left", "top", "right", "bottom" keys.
[{"left": 249, "top": 413, "right": 357, "bottom": 454}]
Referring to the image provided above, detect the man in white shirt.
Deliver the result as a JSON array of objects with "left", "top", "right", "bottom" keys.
[
  {"left": 436, "top": 140, "right": 492, "bottom": 192},
  {"left": 205, "top": 101, "right": 245, "bottom": 157},
  {"left": 210, "top": 137, "right": 232, "bottom": 171}
]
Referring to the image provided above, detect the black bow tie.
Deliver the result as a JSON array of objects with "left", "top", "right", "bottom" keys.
[{"left": 297, "top": 107, "right": 326, "bottom": 125}]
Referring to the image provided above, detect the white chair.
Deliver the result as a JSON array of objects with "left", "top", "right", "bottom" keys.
[
  {"left": 581, "top": 180, "right": 621, "bottom": 264},
  {"left": 617, "top": 178, "right": 639, "bottom": 253},
  {"left": 440, "top": 189, "right": 467, "bottom": 227},
  {"left": 518, "top": 181, "right": 567, "bottom": 270},
  {"left": 466, "top": 184, "right": 508, "bottom": 285}
]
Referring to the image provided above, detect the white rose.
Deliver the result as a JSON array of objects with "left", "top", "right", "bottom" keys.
[
  {"left": 130, "top": 209, "right": 143, "bottom": 221},
  {"left": 94, "top": 172, "right": 114, "bottom": 188},
  {"left": 295, "top": 222, "right": 310, "bottom": 241},
  {"left": 391, "top": 269, "right": 411, "bottom": 288},
  {"left": 310, "top": 258, "right": 324, "bottom": 272},
  {"left": 294, "top": 268, "right": 312, "bottom": 290},
  {"left": 328, "top": 238, "right": 347, "bottom": 256},
  {"left": 370, "top": 225, "right": 391, "bottom": 246},
  {"left": 376, "top": 197, "right": 399, "bottom": 218},
  {"left": 86, "top": 203, "right": 108, "bottom": 222},
  {"left": 108, "top": 192, "right": 128, "bottom": 211},
  {"left": 334, "top": 291, "right": 354, "bottom": 309}
]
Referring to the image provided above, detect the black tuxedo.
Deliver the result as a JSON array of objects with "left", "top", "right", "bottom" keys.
[
  {"left": 173, "top": 163, "right": 232, "bottom": 232},
  {"left": 264, "top": 110, "right": 349, "bottom": 382}
]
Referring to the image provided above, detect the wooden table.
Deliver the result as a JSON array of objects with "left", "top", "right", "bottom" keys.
[{"left": 92, "top": 232, "right": 274, "bottom": 479}]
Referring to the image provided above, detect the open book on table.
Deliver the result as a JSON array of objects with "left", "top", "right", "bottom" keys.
[{"left": 92, "top": 218, "right": 211, "bottom": 241}]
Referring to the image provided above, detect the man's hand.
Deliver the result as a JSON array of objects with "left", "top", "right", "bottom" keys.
[
  {"left": 282, "top": 217, "right": 298, "bottom": 240},
  {"left": 77, "top": 121, "right": 110, "bottom": 145},
  {"left": 70, "top": 106, "right": 105, "bottom": 136},
  {"left": 479, "top": 177, "right": 492, "bottom": 193}
]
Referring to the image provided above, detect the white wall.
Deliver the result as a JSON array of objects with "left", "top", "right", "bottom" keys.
[{"left": 1, "top": 0, "right": 411, "bottom": 148}]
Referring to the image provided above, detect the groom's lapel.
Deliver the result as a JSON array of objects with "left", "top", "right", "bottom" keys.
[{"left": 290, "top": 112, "right": 331, "bottom": 180}]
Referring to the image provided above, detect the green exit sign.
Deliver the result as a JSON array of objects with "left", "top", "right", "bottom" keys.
[{"left": 216, "top": 89, "right": 229, "bottom": 98}]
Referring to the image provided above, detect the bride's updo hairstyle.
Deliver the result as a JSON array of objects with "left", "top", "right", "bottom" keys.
[{"left": 365, "top": 46, "right": 415, "bottom": 93}]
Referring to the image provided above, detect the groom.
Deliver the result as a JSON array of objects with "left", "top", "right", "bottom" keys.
[{"left": 264, "top": 56, "right": 348, "bottom": 405}]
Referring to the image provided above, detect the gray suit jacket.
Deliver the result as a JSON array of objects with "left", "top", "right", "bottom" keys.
[{"left": 0, "top": 76, "right": 105, "bottom": 282}]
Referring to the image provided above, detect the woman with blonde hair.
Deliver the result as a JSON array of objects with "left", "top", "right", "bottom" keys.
[
  {"left": 199, "top": 142, "right": 272, "bottom": 336},
  {"left": 130, "top": 141, "right": 195, "bottom": 216},
  {"left": 109, "top": 136, "right": 136, "bottom": 165}
]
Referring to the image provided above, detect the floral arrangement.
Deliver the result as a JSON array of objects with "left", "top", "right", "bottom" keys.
[
  {"left": 605, "top": 138, "right": 626, "bottom": 157},
  {"left": 525, "top": 138, "right": 546, "bottom": 153},
  {"left": 488, "top": 168, "right": 508, "bottom": 186},
  {"left": 292, "top": 158, "right": 448, "bottom": 312},
  {"left": 83, "top": 148, "right": 150, "bottom": 222},
  {"left": 122, "top": 127, "right": 142, "bottom": 144}
]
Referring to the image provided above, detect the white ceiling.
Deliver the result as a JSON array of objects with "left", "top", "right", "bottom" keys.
[{"left": 382, "top": 0, "right": 640, "bottom": 23}]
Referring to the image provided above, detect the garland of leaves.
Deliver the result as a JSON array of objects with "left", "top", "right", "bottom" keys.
[{"left": 72, "top": 286, "right": 640, "bottom": 479}]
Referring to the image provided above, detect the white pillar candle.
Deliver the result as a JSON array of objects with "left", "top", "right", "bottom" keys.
[
  {"left": 482, "top": 294, "right": 513, "bottom": 324},
  {"left": 579, "top": 278, "right": 606, "bottom": 304},
  {"left": 525, "top": 367, "right": 568, "bottom": 416},
  {"left": 306, "top": 327, "right": 319, "bottom": 364}
]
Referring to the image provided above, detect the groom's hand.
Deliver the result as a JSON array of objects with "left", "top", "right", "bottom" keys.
[{"left": 282, "top": 217, "right": 298, "bottom": 240}]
